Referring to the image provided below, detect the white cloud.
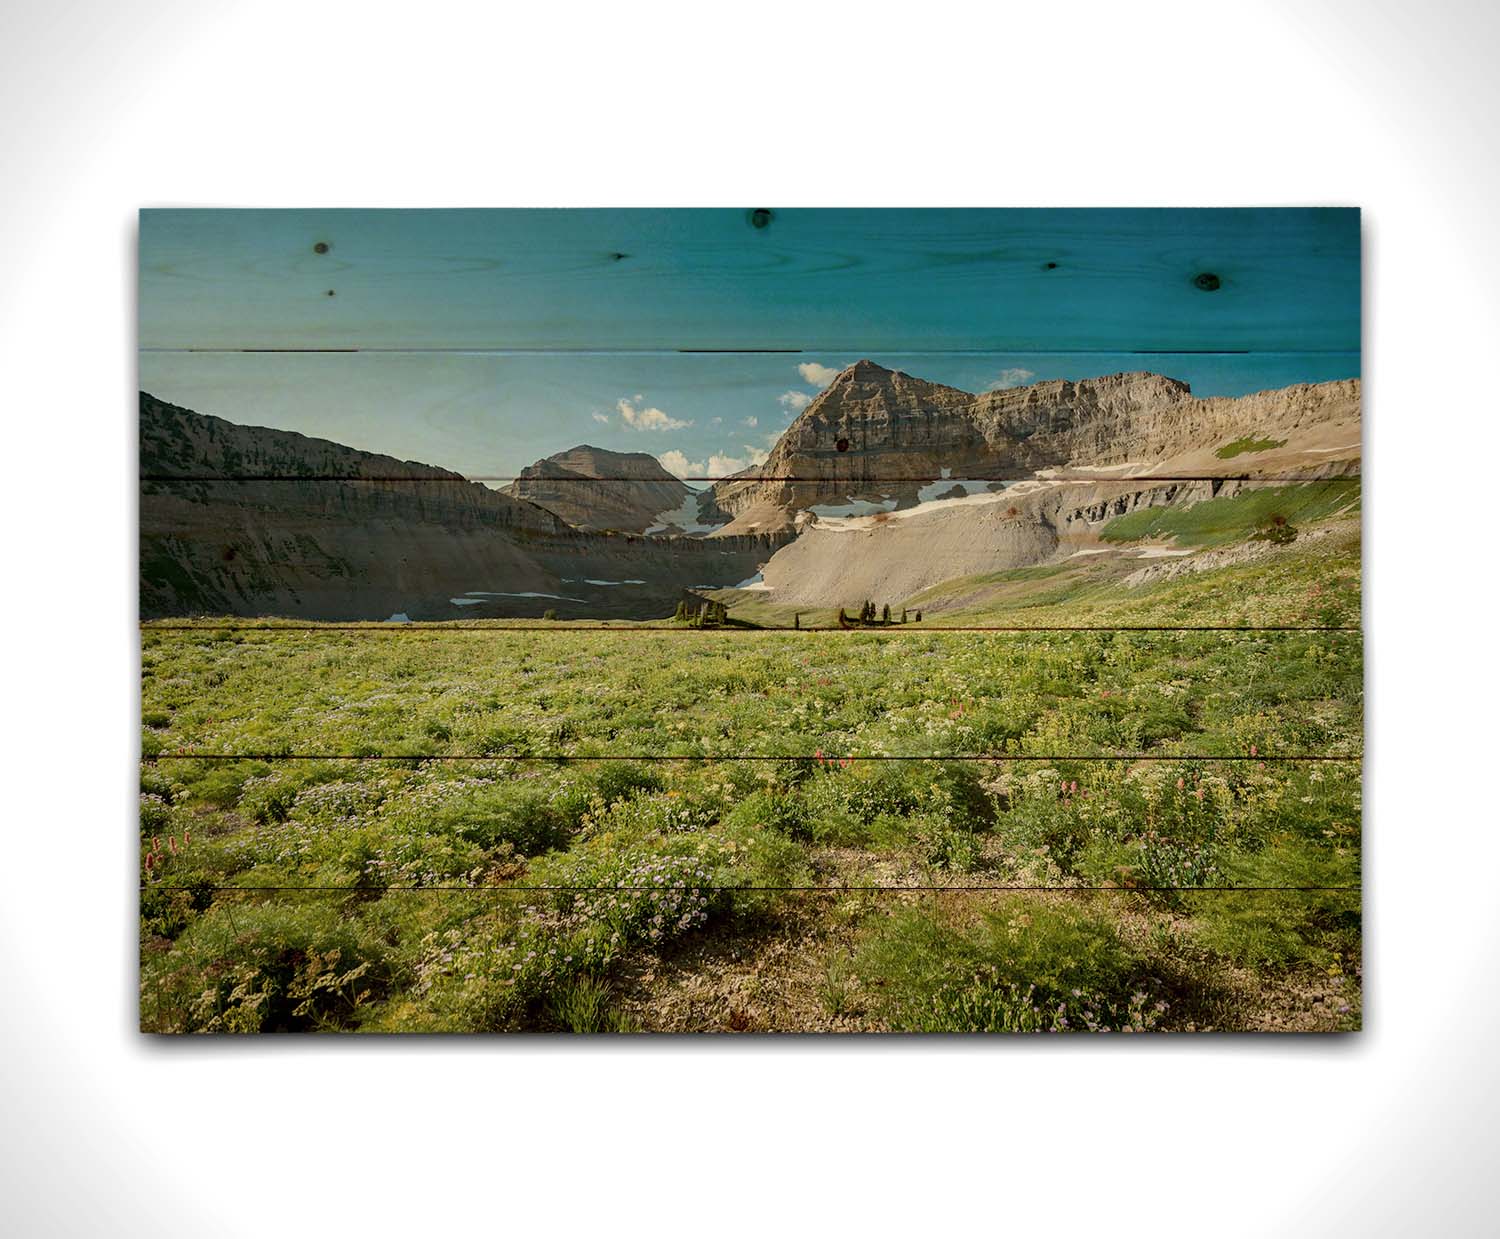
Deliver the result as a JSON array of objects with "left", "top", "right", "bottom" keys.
[
  {"left": 616, "top": 395, "right": 691, "bottom": 431},
  {"left": 657, "top": 442, "right": 770, "bottom": 479},
  {"left": 657, "top": 450, "right": 700, "bottom": 477},
  {"left": 798, "top": 362, "right": 842, "bottom": 387},
  {"left": 778, "top": 390, "right": 812, "bottom": 413},
  {"left": 591, "top": 412, "right": 610, "bottom": 424},
  {"left": 743, "top": 416, "right": 758, "bottom": 427},
  {"left": 986, "top": 367, "right": 1037, "bottom": 391}
]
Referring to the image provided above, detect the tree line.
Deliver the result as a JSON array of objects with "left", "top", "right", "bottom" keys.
[{"left": 836, "top": 600, "right": 920, "bottom": 628}]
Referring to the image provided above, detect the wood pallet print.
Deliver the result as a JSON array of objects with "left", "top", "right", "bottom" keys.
[{"left": 138, "top": 208, "right": 1362, "bottom": 1034}]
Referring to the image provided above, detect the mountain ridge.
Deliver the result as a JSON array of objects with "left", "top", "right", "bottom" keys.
[
  {"left": 707, "top": 361, "right": 1359, "bottom": 534},
  {"left": 139, "top": 393, "right": 786, "bottom": 620}
]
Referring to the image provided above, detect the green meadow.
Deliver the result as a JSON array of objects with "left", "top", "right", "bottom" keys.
[{"left": 140, "top": 505, "right": 1362, "bottom": 1033}]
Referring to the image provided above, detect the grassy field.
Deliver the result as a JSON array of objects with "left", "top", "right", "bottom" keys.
[
  {"left": 140, "top": 514, "right": 1363, "bottom": 1032},
  {"left": 1098, "top": 481, "right": 1359, "bottom": 549}
]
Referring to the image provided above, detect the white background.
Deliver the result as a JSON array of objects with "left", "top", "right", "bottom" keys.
[{"left": 3, "top": 1, "right": 1497, "bottom": 1234}]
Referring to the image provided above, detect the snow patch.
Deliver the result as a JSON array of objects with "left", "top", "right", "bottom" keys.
[
  {"left": 458, "top": 590, "right": 588, "bottom": 602},
  {"left": 644, "top": 489, "right": 725, "bottom": 535},
  {"left": 805, "top": 495, "right": 898, "bottom": 519},
  {"left": 915, "top": 477, "right": 1001, "bottom": 504}
]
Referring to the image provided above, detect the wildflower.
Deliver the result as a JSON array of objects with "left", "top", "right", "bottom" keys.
[
  {"left": 1175, "top": 778, "right": 1184, "bottom": 790},
  {"left": 1250, "top": 744, "right": 1258, "bottom": 757}
]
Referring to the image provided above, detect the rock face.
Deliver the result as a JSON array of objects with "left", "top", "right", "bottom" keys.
[
  {"left": 503, "top": 445, "right": 706, "bottom": 533},
  {"left": 708, "top": 361, "right": 1360, "bottom": 533},
  {"left": 140, "top": 394, "right": 787, "bottom": 620}
]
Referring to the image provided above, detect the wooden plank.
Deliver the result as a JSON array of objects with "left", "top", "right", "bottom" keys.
[
  {"left": 138, "top": 887, "right": 1361, "bottom": 1033},
  {"left": 139, "top": 475, "right": 1360, "bottom": 624},
  {"left": 137, "top": 348, "right": 1362, "bottom": 482},
  {"left": 139, "top": 208, "right": 1360, "bottom": 352},
  {"left": 139, "top": 754, "right": 1359, "bottom": 891},
  {"left": 139, "top": 628, "right": 1363, "bottom": 759}
]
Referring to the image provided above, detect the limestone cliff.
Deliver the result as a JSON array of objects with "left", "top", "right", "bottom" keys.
[
  {"left": 503, "top": 445, "right": 703, "bottom": 533},
  {"left": 140, "top": 394, "right": 787, "bottom": 620},
  {"left": 708, "top": 361, "right": 1360, "bottom": 533}
]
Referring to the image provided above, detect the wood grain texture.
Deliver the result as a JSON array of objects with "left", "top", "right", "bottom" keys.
[{"left": 139, "top": 208, "right": 1360, "bottom": 352}]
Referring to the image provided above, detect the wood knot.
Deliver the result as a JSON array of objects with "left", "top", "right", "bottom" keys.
[
  {"left": 313, "top": 241, "right": 330, "bottom": 254},
  {"left": 748, "top": 208, "right": 774, "bottom": 229},
  {"left": 1193, "top": 272, "right": 1222, "bottom": 291}
]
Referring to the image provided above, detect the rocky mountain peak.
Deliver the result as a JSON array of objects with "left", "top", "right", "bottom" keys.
[
  {"left": 538, "top": 444, "right": 681, "bottom": 483},
  {"left": 505, "top": 442, "right": 695, "bottom": 532}
]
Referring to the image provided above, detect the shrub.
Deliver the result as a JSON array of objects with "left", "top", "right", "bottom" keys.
[
  {"left": 140, "top": 793, "right": 174, "bottom": 836},
  {"left": 588, "top": 762, "right": 663, "bottom": 806},
  {"left": 724, "top": 789, "right": 811, "bottom": 840},
  {"left": 425, "top": 785, "right": 571, "bottom": 855},
  {"left": 854, "top": 898, "right": 1166, "bottom": 1033},
  {"left": 143, "top": 900, "right": 392, "bottom": 1032},
  {"left": 237, "top": 774, "right": 299, "bottom": 824},
  {"left": 544, "top": 975, "right": 632, "bottom": 1033},
  {"left": 416, "top": 848, "right": 726, "bottom": 1031}
]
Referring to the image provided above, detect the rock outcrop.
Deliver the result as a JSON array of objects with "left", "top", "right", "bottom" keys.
[
  {"left": 708, "top": 361, "right": 1360, "bottom": 533},
  {"left": 503, "top": 445, "right": 707, "bottom": 533}
]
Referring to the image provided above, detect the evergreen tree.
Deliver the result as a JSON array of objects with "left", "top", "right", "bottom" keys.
[
  {"left": 794, "top": 612, "right": 801, "bottom": 630},
  {"left": 901, "top": 607, "right": 908, "bottom": 623},
  {"left": 882, "top": 603, "right": 891, "bottom": 624},
  {"left": 914, "top": 610, "right": 922, "bottom": 622},
  {"left": 837, "top": 607, "right": 850, "bottom": 629}
]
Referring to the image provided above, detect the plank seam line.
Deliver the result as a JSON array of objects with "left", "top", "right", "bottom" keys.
[
  {"left": 138, "top": 348, "right": 1362, "bottom": 357},
  {"left": 140, "top": 625, "right": 1363, "bottom": 633},
  {"left": 139, "top": 473, "right": 1361, "bottom": 483},
  {"left": 140, "top": 884, "right": 1360, "bottom": 894},
  {"left": 144, "top": 753, "right": 1361, "bottom": 762}
]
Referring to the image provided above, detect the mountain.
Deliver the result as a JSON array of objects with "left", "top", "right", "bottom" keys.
[
  {"left": 139, "top": 361, "right": 1360, "bottom": 622},
  {"left": 502, "top": 445, "right": 721, "bottom": 534},
  {"left": 139, "top": 394, "right": 785, "bottom": 620},
  {"left": 708, "top": 361, "right": 1360, "bottom": 535}
]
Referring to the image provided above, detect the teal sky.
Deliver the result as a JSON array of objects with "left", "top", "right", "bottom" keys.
[{"left": 138, "top": 208, "right": 1360, "bottom": 478}]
